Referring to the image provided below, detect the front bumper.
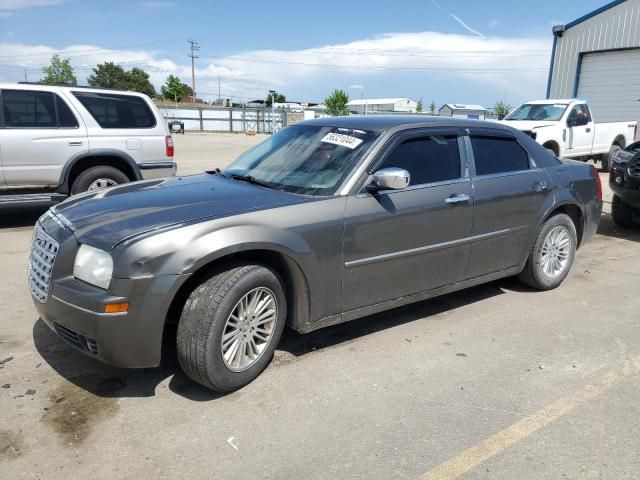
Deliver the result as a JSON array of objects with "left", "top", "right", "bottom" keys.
[
  {"left": 139, "top": 161, "right": 177, "bottom": 180},
  {"left": 34, "top": 274, "right": 188, "bottom": 368}
]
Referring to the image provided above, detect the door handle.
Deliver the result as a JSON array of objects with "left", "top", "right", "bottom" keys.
[
  {"left": 532, "top": 181, "right": 548, "bottom": 192},
  {"left": 445, "top": 193, "right": 470, "bottom": 205},
  {"left": 585, "top": 127, "right": 591, "bottom": 133},
  {"left": 69, "top": 141, "right": 83, "bottom": 146}
]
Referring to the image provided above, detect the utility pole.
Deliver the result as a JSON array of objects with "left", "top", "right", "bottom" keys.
[{"left": 188, "top": 39, "right": 199, "bottom": 103}]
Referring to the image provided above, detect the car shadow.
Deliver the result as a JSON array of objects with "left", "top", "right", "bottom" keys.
[
  {"left": 596, "top": 211, "right": 640, "bottom": 243},
  {"left": 33, "top": 279, "right": 510, "bottom": 402},
  {"left": 0, "top": 205, "right": 49, "bottom": 229}
]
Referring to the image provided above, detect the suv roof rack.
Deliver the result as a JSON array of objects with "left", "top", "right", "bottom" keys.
[{"left": 17, "top": 82, "right": 124, "bottom": 91}]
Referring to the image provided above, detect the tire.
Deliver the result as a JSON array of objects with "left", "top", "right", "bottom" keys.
[
  {"left": 70, "top": 166, "right": 130, "bottom": 194},
  {"left": 518, "top": 213, "right": 577, "bottom": 290},
  {"left": 601, "top": 144, "right": 621, "bottom": 173},
  {"left": 612, "top": 194, "right": 636, "bottom": 228},
  {"left": 177, "top": 264, "right": 287, "bottom": 392}
]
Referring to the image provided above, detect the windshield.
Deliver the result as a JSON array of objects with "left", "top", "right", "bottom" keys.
[
  {"left": 505, "top": 103, "right": 569, "bottom": 121},
  {"left": 224, "top": 125, "right": 380, "bottom": 195}
]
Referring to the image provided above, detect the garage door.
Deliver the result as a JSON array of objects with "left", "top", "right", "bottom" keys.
[{"left": 577, "top": 49, "right": 640, "bottom": 127}]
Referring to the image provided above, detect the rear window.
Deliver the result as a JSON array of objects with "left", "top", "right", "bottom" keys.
[
  {"left": 1, "top": 90, "right": 78, "bottom": 128},
  {"left": 72, "top": 91, "right": 156, "bottom": 128},
  {"left": 471, "top": 136, "right": 530, "bottom": 175}
]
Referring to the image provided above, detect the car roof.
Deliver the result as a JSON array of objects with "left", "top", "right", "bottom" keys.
[
  {"left": 301, "top": 115, "right": 513, "bottom": 133},
  {"left": 0, "top": 82, "right": 149, "bottom": 97}
]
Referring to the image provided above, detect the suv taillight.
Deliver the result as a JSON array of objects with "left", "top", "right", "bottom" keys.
[
  {"left": 592, "top": 165, "right": 602, "bottom": 202},
  {"left": 165, "top": 135, "right": 174, "bottom": 157}
]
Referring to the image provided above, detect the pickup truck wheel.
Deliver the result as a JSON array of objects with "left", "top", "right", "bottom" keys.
[
  {"left": 602, "top": 145, "right": 621, "bottom": 172},
  {"left": 70, "top": 166, "right": 129, "bottom": 194},
  {"left": 176, "top": 264, "right": 287, "bottom": 392},
  {"left": 611, "top": 194, "right": 636, "bottom": 228},
  {"left": 518, "top": 213, "right": 577, "bottom": 290}
]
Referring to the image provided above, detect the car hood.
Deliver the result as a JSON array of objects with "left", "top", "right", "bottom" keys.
[
  {"left": 498, "top": 120, "right": 557, "bottom": 131},
  {"left": 52, "top": 174, "right": 309, "bottom": 250}
]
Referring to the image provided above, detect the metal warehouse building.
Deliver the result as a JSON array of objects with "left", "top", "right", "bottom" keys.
[{"left": 547, "top": 0, "right": 640, "bottom": 125}]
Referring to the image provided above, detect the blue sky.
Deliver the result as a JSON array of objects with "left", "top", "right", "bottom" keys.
[{"left": 0, "top": 0, "right": 612, "bottom": 107}]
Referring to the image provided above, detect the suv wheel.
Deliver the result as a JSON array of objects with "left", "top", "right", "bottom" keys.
[
  {"left": 177, "top": 264, "right": 287, "bottom": 392},
  {"left": 612, "top": 194, "right": 636, "bottom": 228},
  {"left": 70, "top": 166, "right": 130, "bottom": 194},
  {"left": 518, "top": 213, "right": 577, "bottom": 290},
  {"left": 601, "top": 144, "right": 621, "bottom": 172}
]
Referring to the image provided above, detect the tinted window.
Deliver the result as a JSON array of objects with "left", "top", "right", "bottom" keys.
[
  {"left": 2, "top": 90, "right": 56, "bottom": 127},
  {"left": 55, "top": 95, "right": 79, "bottom": 128},
  {"left": 380, "top": 135, "right": 461, "bottom": 185},
  {"left": 73, "top": 92, "right": 155, "bottom": 128},
  {"left": 471, "top": 136, "right": 530, "bottom": 175},
  {"left": 568, "top": 104, "right": 591, "bottom": 123}
]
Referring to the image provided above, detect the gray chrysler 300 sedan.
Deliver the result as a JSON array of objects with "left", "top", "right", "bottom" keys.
[{"left": 29, "top": 116, "right": 602, "bottom": 391}]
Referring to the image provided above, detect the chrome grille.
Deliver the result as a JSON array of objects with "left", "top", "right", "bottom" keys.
[
  {"left": 628, "top": 157, "right": 640, "bottom": 177},
  {"left": 28, "top": 226, "right": 59, "bottom": 303}
]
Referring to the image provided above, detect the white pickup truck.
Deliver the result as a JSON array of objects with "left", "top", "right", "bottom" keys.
[{"left": 500, "top": 99, "right": 637, "bottom": 171}]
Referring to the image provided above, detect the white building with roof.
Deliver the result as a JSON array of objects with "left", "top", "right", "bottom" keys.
[
  {"left": 547, "top": 0, "right": 640, "bottom": 126},
  {"left": 438, "top": 104, "right": 488, "bottom": 120},
  {"left": 346, "top": 98, "right": 418, "bottom": 114}
]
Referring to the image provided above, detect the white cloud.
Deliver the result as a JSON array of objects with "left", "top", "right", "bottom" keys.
[
  {"left": 0, "top": 0, "right": 62, "bottom": 15},
  {"left": 489, "top": 19, "right": 500, "bottom": 28},
  {"left": 0, "top": 31, "right": 551, "bottom": 103},
  {"left": 431, "top": 0, "right": 485, "bottom": 38}
]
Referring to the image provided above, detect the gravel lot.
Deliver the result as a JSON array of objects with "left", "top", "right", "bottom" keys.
[{"left": 1, "top": 133, "right": 639, "bottom": 479}]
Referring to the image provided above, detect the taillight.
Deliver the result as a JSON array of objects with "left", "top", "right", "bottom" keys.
[
  {"left": 165, "top": 135, "right": 174, "bottom": 157},
  {"left": 592, "top": 165, "right": 602, "bottom": 202}
]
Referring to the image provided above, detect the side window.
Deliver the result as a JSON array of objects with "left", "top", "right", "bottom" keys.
[
  {"left": 470, "top": 136, "right": 530, "bottom": 175},
  {"left": 568, "top": 104, "right": 591, "bottom": 124},
  {"left": 2, "top": 90, "right": 56, "bottom": 128},
  {"left": 55, "top": 95, "right": 79, "bottom": 128},
  {"left": 380, "top": 135, "right": 461, "bottom": 185},
  {"left": 72, "top": 92, "right": 156, "bottom": 128}
]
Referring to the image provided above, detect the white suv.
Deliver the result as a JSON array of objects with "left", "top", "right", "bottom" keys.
[{"left": 0, "top": 83, "right": 175, "bottom": 200}]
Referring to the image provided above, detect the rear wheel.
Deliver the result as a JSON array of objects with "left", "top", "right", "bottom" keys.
[
  {"left": 70, "top": 166, "right": 129, "bottom": 194},
  {"left": 177, "top": 264, "right": 287, "bottom": 392},
  {"left": 601, "top": 144, "right": 621, "bottom": 172},
  {"left": 518, "top": 213, "right": 577, "bottom": 290},
  {"left": 611, "top": 194, "right": 636, "bottom": 228}
]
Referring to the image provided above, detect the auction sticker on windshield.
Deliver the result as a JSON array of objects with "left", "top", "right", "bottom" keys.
[{"left": 321, "top": 132, "right": 364, "bottom": 149}]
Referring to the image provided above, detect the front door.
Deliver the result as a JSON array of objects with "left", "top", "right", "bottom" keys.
[
  {"left": 566, "top": 103, "right": 595, "bottom": 157},
  {"left": 0, "top": 89, "right": 87, "bottom": 187},
  {"left": 342, "top": 128, "right": 473, "bottom": 312},
  {"left": 465, "top": 128, "right": 552, "bottom": 277}
]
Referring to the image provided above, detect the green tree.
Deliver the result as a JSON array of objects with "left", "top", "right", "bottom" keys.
[
  {"left": 181, "top": 83, "right": 193, "bottom": 97},
  {"left": 87, "top": 62, "right": 127, "bottom": 89},
  {"left": 88, "top": 63, "right": 156, "bottom": 97},
  {"left": 429, "top": 100, "right": 437, "bottom": 115},
  {"left": 324, "top": 89, "right": 349, "bottom": 116},
  {"left": 416, "top": 98, "right": 423, "bottom": 113},
  {"left": 161, "top": 74, "right": 184, "bottom": 101},
  {"left": 125, "top": 67, "right": 156, "bottom": 97},
  {"left": 41, "top": 54, "right": 77, "bottom": 85},
  {"left": 265, "top": 91, "right": 286, "bottom": 106},
  {"left": 492, "top": 100, "right": 513, "bottom": 119}
]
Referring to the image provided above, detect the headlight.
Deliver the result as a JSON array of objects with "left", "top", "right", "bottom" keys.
[{"left": 73, "top": 244, "right": 113, "bottom": 289}]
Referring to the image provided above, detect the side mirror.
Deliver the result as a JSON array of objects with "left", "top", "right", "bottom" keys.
[{"left": 367, "top": 167, "right": 410, "bottom": 191}]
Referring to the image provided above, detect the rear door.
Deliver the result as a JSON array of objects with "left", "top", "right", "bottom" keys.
[
  {"left": 0, "top": 89, "right": 87, "bottom": 186},
  {"left": 342, "top": 128, "right": 473, "bottom": 312},
  {"left": 465, "top": 128, "right": 551, "bottom": 278}
]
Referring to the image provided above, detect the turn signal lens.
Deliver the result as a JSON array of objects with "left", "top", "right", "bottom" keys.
[{"left": 104, "top": 302, "right": 129, "bottom": 314}]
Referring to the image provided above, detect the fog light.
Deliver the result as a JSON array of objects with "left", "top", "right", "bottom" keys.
[
  {"left": 615, "top": 176, "right": 623, "bottom": 185},
  {"left": 104, "top": 302, "right": 129, "bottom": 314}
]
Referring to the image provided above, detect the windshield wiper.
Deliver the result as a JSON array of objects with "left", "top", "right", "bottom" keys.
[{"left": 229, "top": 174, "right": 280, "bottom": 190}]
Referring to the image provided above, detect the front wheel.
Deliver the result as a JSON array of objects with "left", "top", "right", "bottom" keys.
[
  {"left": 518, "top": 213, "right": 577, "bottom": 290},
  {"left": 601, "top": 144, "right": 621, "bottom": 172},
  {"left": 612, "top": 194, "right": 636, "bottom": 228},
  {"left": 177, "top": 264, "right": 287, "bottom": 392}
]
